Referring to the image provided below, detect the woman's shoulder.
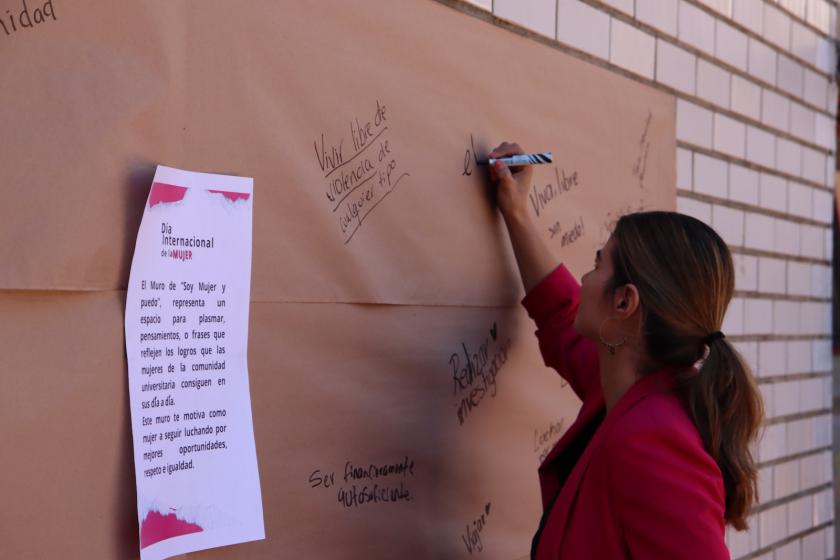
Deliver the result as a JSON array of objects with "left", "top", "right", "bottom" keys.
[
  {"left": 619, "top": 388, "right": 697, "bottom": 429},
  {"left": 601, "top": 386, "right": 724, "bottom": 494},
  {"left": 596, "top": 380, "right": 728, "bottom": 559},
  {"left": 606, "top": 387, "right": 713, "bottom": 466}
]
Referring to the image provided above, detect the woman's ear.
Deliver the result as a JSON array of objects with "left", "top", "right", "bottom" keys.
[{"left": 612, "top": 284, "right": 640, "bottom": 317}]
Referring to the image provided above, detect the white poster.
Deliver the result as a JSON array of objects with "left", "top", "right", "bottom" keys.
[{"left": 125, "top": 165, "right": 264, "bottom": 559}]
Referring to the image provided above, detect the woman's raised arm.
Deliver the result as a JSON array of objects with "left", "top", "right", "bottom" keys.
[
  {"left": 488, "top": 142, "right": 557, "bottom": 293},
  {"left": 489, "top": 142, "right": 600, "bottom": 402}
]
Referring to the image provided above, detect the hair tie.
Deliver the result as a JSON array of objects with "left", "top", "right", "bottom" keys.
[{"left": 702, "top": 331, "right": 725, "bottom": 345}]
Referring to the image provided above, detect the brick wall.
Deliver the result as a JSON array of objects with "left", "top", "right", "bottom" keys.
[{"left": 449, "top": 0, "right": 837, "bottom": 557}]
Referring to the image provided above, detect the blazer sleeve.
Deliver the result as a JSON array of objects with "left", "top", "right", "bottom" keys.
[
  {"left": 606, "top": 409, "right": 730, "bottom": 560},
  {"left": 521, "top": 264, "right": 600, "bottom": 402}
]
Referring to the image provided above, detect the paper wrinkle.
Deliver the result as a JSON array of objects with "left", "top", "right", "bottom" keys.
[{"left": 0, "top": 1, "right": 674, "bottom": 306}]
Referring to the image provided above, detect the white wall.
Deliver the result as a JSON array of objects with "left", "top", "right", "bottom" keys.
[{"left": 457, "top": 0, "right": 837, "bottom": 557}]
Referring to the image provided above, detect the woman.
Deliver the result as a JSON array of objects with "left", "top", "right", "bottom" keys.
[{"left": 488, "top": 142, "right": 764, "bottom": 559}]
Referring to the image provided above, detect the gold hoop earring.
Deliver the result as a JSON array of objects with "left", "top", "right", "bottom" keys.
[{"left": 598, "top": 318, "right": 627, "bottom": 355}]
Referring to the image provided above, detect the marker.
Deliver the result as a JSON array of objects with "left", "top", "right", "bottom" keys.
[{"left": 478, "top": 152, "right": 552, "bottom": 166}]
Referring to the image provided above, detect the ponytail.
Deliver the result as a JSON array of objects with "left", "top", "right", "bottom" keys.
[
  {"left": 608, "top": 211, "right": 766, "bottom": 531},
  {"left": 677, "top": 338, "right": 764, "bottom": 530}
]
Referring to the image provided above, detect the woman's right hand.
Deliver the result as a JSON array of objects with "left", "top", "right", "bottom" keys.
[
  {"left": 488, "top": 141, "right": 533, "bottom": 221},
  {"left": 487, "top": 141, "right": 557, "bottom": 293}
]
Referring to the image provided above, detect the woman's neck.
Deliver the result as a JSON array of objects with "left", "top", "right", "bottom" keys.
[{"left": 597, "top": 347, "right": 643, "bottom": 412}]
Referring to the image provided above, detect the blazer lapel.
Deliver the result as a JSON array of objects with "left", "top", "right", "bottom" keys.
[{"left": 537, "top": 367, "right": 680, "bottom": 551}]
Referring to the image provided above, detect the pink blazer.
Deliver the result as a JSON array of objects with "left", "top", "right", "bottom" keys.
[{"left": 521, "top": 264, "right": 729, "bottom": 559}]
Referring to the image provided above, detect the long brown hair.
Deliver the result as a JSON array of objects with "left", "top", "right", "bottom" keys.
[{"left": 607, "top": 211, "right": 764, "bottom": 531}]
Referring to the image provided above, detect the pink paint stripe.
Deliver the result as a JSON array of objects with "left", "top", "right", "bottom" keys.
[
  {"left": 208, "top": 189, "right": 250, "bottom": 202},
  {"left": 149, "top": 182, "right": 188, "bottom": 208},
  {"left": 139, "top": 510, "right": 203, "bottom": 549}
]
